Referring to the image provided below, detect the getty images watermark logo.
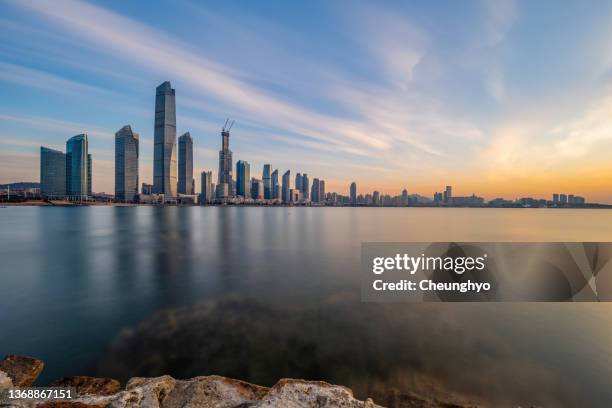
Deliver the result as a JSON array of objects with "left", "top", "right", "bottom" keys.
[{"left": 362, "top": 242, "right": 612, "bottom": 302}]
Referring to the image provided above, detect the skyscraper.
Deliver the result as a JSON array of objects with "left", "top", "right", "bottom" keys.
[
  {"left": 350, "top": 182, "right": 357, "bottom": 205},
  {"left": 66, "top": 134, "right": 90, "bottom": 199},
  {"left": 282, "top": 170, "right": 291, "bottom": 203},
  {"left": 218, "top": 121, "right": 233, "bottom": 197},
  {"left": 40, "top": 147, "right": 66, "bottom": 198},
  {"left": 178, "top": 132, "right": 193, "bottom": 194},
  {"left": 236, "top": 160, "right": 251, "bottom": 197},
  {"left": 200, "top": 170, "right": 213, "bottom": 204},
  {"left": 153, "top": 81, "right": 177, "bottom": 197},
  {"left": 301, "top": 173, "right": 309, "bottom": 200},
  {"left": 251, "top": 178, "right": 263, "bottom": 199},
  {"left": 311, "top": 178, "right": 319, "bottom": 202},
  {"left": 115, "top": 125, "right": 139, "bottom": 202},
  {"left": 295, "top": 173, "right": 302, "bottom": 196},
  {"left": 263, "top": 164, "right": 271, "bottom": 199},
  {"left": 319, "top": 180, "right": 325, "bottom": 203},
  {"left": 444, "top": 185, "right": 452, "bottom": 204},
  {"left": 271, "top": 169, "right": 279, "bottom": 200}
]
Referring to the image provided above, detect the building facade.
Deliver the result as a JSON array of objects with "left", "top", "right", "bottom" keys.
[
  {"left": 200, "top": 171, "right": 213, "bottom": 204},
  {"left": 236, "top": 160, "right": 251, "bottom": 197},
  {"left": 115, "top": 125, "right": 139, "bottom": 202},
  {"left": 263, "top": 164, "right": 271, "bottom": 199},
  {"left": 178, "top": 132, "right": 193, "bottom": 194},
  {"left": 153, "top": 81, "right": 177, "bottom": 197},
  {"left": 282, "top": 170, "right": 291, "bottom": 203},
  {"left": 40, "top": 147, "right": 66, "bottom": 198},
  {"left": 271, "top": 169, "right": 279, "bottom": 200},
  {"left": 66, "top": 134, "right": 91, "bottom": 199},
  {"left": 350, "top": 182, "right": 357, "bottom": 205},
  {"left": 217, "top": 125, "right": 233, "bottom": 197}
]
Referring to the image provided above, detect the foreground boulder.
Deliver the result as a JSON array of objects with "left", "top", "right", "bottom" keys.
[
  {"left": 74, "top": 376, "right": 383, "bottom": 408},
  {"left": 51, "top": 377, "right": 121, "bottom": 397},
  {"left": 0, "top": 355, "right": 44, "bottom": 387}
]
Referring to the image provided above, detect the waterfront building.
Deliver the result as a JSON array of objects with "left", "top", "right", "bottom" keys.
[
  {"left": 40, "top": 147, "right": 66, "bottom": 198},
  {"left": 217, "top": 122, "right": 233, "bottom": 197},
  {"left": 552, "top": 193, "right": 559, "bottom": 205},
  {"left": 373, "top": 191, "right": 380, "bottom": 205},
  {"left": 560, "top": 194, "right": 568, "bottom": 205},
  {"left": 295, "top": 173, "right": 302, "bottom": 195},
  {"left": 319, "top": 180, "right": 325, "bottom": 203},
  {"left": 200, "top": 171, "right": 213, "bottom": 204},
  {"left": 301, "top": 173, "right": 309, "bottom": 200},
  {"left": 115, "top": 125, "right": 139, "bottom": 202},
  {"left": 153, "top": 81, "right": 177, "bottom": 198},
  {"left": 444, "top": 185, "right": 452, "bottom": 204},
  {"left": 216, "top": 183, "right": 229, "bottom": 199},
  {"left": 178, "top": 132, "right": 193, "bottom": 194},
  {"left": 290, "top": 188, "right": 300, "bottom": 203},
  {"left": 236, "top": 160, "right": 251, "bottom": 197},
  {"left": 66, "top": 134, "right": 91, "bottom": 199},
  {"left": 263, "top": 164, "right": 271, "bottom": 199},
  {"left": 311, "top": 178, "right": 320, "bottom": 202},
  {"left": 141, "top": 183, "right": 153, "bottom": 195},
  {"left": 350, "top": 182, "right": 357, "bottom": 205},
  {"left": 251, "top": 178, "right": 263, "bottom": 199},
  {"left": 401, "top": 189, "right": 409, "bottom": 206},
  {"left": 282, "top": 170, "right": 291, "bottom": 203},
  {"left": 271, "top": 169, "right": 279, "bottom": 200}
]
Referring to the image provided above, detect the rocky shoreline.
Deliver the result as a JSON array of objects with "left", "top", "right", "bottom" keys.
[{"left": 0, "top": 355, "right": 547, "bottom": 408}]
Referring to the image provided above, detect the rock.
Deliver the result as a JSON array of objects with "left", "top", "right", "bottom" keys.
[
  {"left": 253, "top": 378, "right": 383, "bottom": 408},
  {"left": 76, "top": 375, "right": 176, "bottom": 408},
  {"left": 0, "top": 355, "right": 44, "bottom": 387},
  {"left": 162, "top": 375, "right": 269, "bottom": 407},
  {"left": 51, "top": 377, "right": 121, "bottom": 396},
  {"left": 0, "top": 369, "right": 13, "bottom": 390},
  {"left": 36, "top": 403, "right": 104, "bottom": 408}
]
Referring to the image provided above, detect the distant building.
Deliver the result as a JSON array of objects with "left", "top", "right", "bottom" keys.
[
  {"left": 251, "top": 178, "right": 263, "bottom": 199},
  {"left": 282, "top": 170, "right": 291, "bottom": 203},
  {"left": 301, "top": 173, "right": 309, "bottom": 200},
  {"left": 153, "top": 81, "right": 177, "bottom": 198},
  {"left": 236, "top": 160, "right": 251, "bottom": 197},
  {"left": 553, "top": 193, "right": 559, "bottom": 205},
  {"left": 350, "top": 182, "right": 357, "bottom": 205},
  {"left": 560, "top": 194, "right": 568, "bottom": 205},
  {"left": 66, "top": 134, "right": 91, "bottom": 199},
  {"left": 141, "top": 183, "right": 153, "bottom": 195},
  {"left": 271, "top": 169, "right": 279, "bottom": 200},
  {"left": 452, "top": 194, "right": 484, "bottom": 206},
  {"left": 217, "top": 122, "right": 233, "bottom": 197},
  {"left": 319, "top": 180, "right": 325, "bottom": 203},
  {"left": 178, "top": 132, "right": 193, "bottom": 194},
  {"left": 433, "top": 192, "right": 443, "bottom": 203},
  {"left": 401, "top": 189, "right": 409, "bottom": 206},
  {"left": 444, "top": 185, "right": 452, "bottom": 204},
  {"left": 373, "top": 191, "right": 380, "bottom": 205},
  {"left": 311, "top": 178, "right": 320, "bottom": 202},
  {"left": 216, "top": 183, "right": 229, "bottom": 199},
  {"left": 115, "top": 125, "right": 139, "bottom": 202},
  {"left": 40, "top": 146, "right": 66, "bottom": 198},
  {"left": 295, "top": 173, "right": 302, "bottom": 195},
  {"left": 290, "top": 188, "right": 300, "bottom": 203},
  {"left": 263, "top": 164, "right": 272, "bottom": 199},
  {"left": 200, "top": 171, "right": 213, "bottom": 204}
]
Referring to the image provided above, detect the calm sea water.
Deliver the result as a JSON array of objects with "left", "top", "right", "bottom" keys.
[{"left": 1, "top": 207, "right": 612, "bottom": 406}]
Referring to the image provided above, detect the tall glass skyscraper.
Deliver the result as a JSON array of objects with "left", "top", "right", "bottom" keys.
[
  {"left": 236, "top": 160, "right": 251, "bottom": 197},
  {"left": 115, "top": 125, "right": 139, "bottom": 202},
  {"left": 350, "top": 182, "right": 357, "bottom": 205},
  {"left": 66, "top": 134, "right": 91, "bottom": 199},
  {"left": 40, "top": 147, "right": 66, "bottom": 197},
  {"left": 217, "top": 125, "right": 233, "bottom": 197},
  {"left": 262, "top": 164, "right": 271, "bottom": 199},
  {"left": 178, "top": 132, "right": 193, "bottom": 194},
  {"left": 282, "top": 170, "right": 291, "bottom": 203},
  {"left": 271, "top": 169, "right": 279, "bottom": 200},
  {"left": 301, "top": 173, "right": 309, "bottom": 200},
  {"left": 200, "top": 170, "right": 213, "bottom": 204},
  {"left": 153, "top": 81, "right": 177, "bottom": 198}
]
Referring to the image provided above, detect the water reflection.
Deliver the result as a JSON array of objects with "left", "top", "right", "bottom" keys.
[{"left": 1, "top": 207, "right": 612, "bottom": 407}]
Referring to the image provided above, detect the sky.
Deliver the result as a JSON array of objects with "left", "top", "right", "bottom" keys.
[{"left": 3, "top": 0, "right": 612, "bottom": 202}]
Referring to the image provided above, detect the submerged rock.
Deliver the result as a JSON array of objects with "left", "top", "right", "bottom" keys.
[{"left": 0, "top": 355, "right": 44, "bottom": 387}]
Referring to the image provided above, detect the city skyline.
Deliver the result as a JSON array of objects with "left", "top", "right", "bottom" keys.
[{"left": 4, "top": 1, "right": 612, "bottom": 201}]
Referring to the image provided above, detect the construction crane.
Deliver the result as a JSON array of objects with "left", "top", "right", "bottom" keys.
[{"left": 222, "top": 118, "right": 235, "bottom": 132}]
